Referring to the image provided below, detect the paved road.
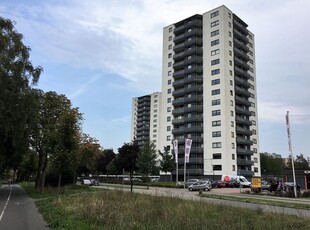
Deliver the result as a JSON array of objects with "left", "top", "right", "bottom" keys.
[
  {"left": 0, "top": 184, "right": 49, "bottom": 230},
  {"left": 97, "top": 183, "right": 310, "bottom": 218}
]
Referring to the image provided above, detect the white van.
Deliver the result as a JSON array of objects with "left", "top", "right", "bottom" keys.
[{"left": 221, "top": 175, "right": 251, "bottom": 187}]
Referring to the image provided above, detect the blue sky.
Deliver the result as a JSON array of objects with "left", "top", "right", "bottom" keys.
[{"left": 1, "top": 0, "right": 310, "bottom": 159}]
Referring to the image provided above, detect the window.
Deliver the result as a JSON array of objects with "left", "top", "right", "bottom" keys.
[
  {"left": 211, "top": 49, "right": 220, "bottom": 56},
  {"left": 231, "top": 132, "right": 234, "bottom": 138},
  {"left": 168, "top": 44, "right": 172, "bottom": 50},
  {"left": 168, "top": 71, "right": 172, "bottom": 76},
  {"left": 167, "top": 88, "right": 171, "bottom": 94},
  {"left": 232, "top": 154, "right": 235, "bottom": 160},
  {"left": 228, "top": 22, "right": 231, "bottom": 28},
  {"left": 211, "top": 59, "right": 220, "bottom": 65},
  {"left": 229, "top": 41, "right": 232, "bottom": 46},
  {"left": 212, "top": 131, "right": 221, "bottom": 137},
  {"left": 212, "top": 120, "right": 221, "bottom": 126},
  {"left": 167, "top": 107, "right": 171, "bottom": 112},
  {"left": 250, "top": 84, "right": 254, "bottom": 90},
  {"left": 251, "top": 111, "right": 256, "bottom": 117},
  {"left": 230, "top": 70, "right": 233, "bottom": 76},
  {"left": 213, "top": 153, "right": 222, "bottom": 159},
  {"left": 167, "top": 126, "right": 171, "bottom": 131},
  {"left": 213, "top": 165, "right": 222, "bottom": 171},
  {"left": 230, "top": 100, "right": 233, "bottom": 106},
  {"left": 253, "top": 148, "right": 257, "bottom": 153},
  {"left": 211, "top": 29, "right": 219, "bottom": 37},
  {"left": 153, "top": 124, "right": 157, "bottom": 128},
  {"left": 212, "top": 99, "right": 221, "bottom": 106},
  {"left": 252, "top": 120, "right": 256, "bottom": 125},
  {"left": 230, "top": 80, "right": 233, "bottom": 86},
  {"left": 231, "top": 121, "right": 234, "bottom": 127},
  {"left": 211, "top": 39, "right": 219, "bottom": 46},
  {"left": 229, "top": 31, "right": 231, "bottom": 37},
  {"left": 211, "top": 79, "right": 220, "bottom": 85},
  {"left": 211, "top": 20, "right": 219, "bottom": 27},
  {"left": 212, "top": 142, "right": 222, "bottom": 148},
  {"left": 212, "top": 89, "right": 220, "bottom": 95},
  {"left": 254, "top": 157, "right": 258, "bottom": 163},
  {"left": 248, "top": 42, "right": 253, "bottom": 48},
  {"left": 231, "top": 111, "right": 234, "bottom": 116},
  {"left": 232, "top": 165, "right": 235, "bottom": 171},
  {"left": 211, "top": 69, "right": 220, "bottom": 75},
  {"left": 228, "top": 12, "right": 231, "bottom": 18},
  {"left": 250, "top": 93, "right": 255, "bottom": 99},
  {"left": 211, "top": 11, "right": 219, "bottom": 18},
  {"left": 153, "top": 114, "right": 157, "bottom": 118},
  {"left": 154, "top": 109, "right": 157, "bottom": 113},
  {"left": 249, "top": 59, "right": 253, "bottom": 64},
  {"left": 229, "top": 50, "right": 232, "bottom": 56},
  {"left": 168, "top": 79, "right": 171, "bottom": 85},
  {"left": 168, "top": 53, "right": 172, "bottom": 58},
  {"left": 169, "top": 36, "right": 172, "bottom": 41},
  {"left": 232, "top": 143, "right": 235, "bottom": 149},
  {"left": 167, "top": 136, "right": 171, "bottom": 141},
  {"left": 169, "top": 27, "right": 172, "bottom": 33},
  {"left": 253, "top": 138, "right": 257, "bottom": 144},
  {"left": 168, "top": 62, "right": 172, "bottom": 67},
  {"left": 167, "top": 98, "right": 171, "bottom": 103},
  {"left": 230, "top": 90, "right": 233, "bottom": 96},
  {"left": 229, "top": 60, "right": 232, "bottom": 66},
  {"left": 249, "top": 51, "right": 253, "bottom": 56},
  {"left": 212, "top": 109, "right": 221, "bottom": 116},
  {"left": 153, "top": 134, "right": 157, "bottom": 138},
  {"left": 252, "top": 129, "right": 257, "bottom": 135},
  {"left": 167, "top": 116, "right": 171, "bottom": 122},
  {"left": 254, "top": 167, "right": 258, "bottom": 173}
]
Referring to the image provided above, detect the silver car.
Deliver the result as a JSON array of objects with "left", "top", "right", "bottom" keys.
[{"left": 188, "top": 181, "right": 211, "bottom": 191}]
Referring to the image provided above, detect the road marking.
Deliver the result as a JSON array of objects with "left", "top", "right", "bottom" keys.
[{"left": 0, "top": 186, "right": 12, "bottom": 222}]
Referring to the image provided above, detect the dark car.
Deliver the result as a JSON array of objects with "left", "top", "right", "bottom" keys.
[
  {"left": 188, "top": 181, "right": 211, "bottom": 191},
  {"left": 261, "top": 180, "right": 271, "bottom": 191},
  {"left": 90, "top": 179, "right": 99, "bottom": 186},
  {"left": 212, "top": 180, "right": 226, "bottom": 188}
]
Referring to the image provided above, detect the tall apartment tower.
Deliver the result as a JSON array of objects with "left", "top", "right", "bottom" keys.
[
  {"left": 131, "top": 92, "right": 162, "bottom": 148},
  {"left": 160, "top": 5, "right": 260, "bottom": 179}
]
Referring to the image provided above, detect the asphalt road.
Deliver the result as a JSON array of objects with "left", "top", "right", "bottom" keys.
[{"left": 0, "top": 184, "right": 49, "bottom": 230}]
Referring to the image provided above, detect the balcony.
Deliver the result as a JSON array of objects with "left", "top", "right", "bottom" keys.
[
  {"left": 235, "top": 105, "right": 251, "bottom": 116},
  {"left": 237, "top": 148, "right": 253, "bottom": 156},
  {"left": 235, "top": 96, "right": 251, "bottom": 106},
  {"left": 238, "top": 170, "right": 254, "bottom": 177},
  {"left": 236, "top": 126, "right": 253, "bottom": 135},
  {"left": 172, "top": 108, "right": 185, "bottom": 115},
  {"left": 172, "top": 126, "right": 203, "bottom": 135},
  {"left": 234, "top": 38, "right": 249, "bottom": 53},
  {"left": 184, "top": 105, "right": 203, "bottom": 113},
  {"left": 234, "top": 47, "right": 249, "bottom": 61},
  {"left": 234, "top": 66, "right": 251, "bottom": 80},
  {"left": 233, "top": 19, "right": 248, "bottom": 34},
  {"left": 234, "top": 76, "right": 250, "bottom": 88},
  {"left": 235, "top": 85, "right": 251, "bottom": 97},
  {"left": 237, "top": 158, "right": 254, "bottom": 166},
  {"left": 174, "top": 42, "right": 185, "bottom": 52},
  {"left": 236, "top": 137, "right": 253, "bottom": 146},
  {"left": 174, "top": 169, "right": 204, "bottom": 176},
  {"left": 233, "top": 28, "right": 248, "bottom": 44},
  {"left": 184, "top": 116, "right": 203, "bottom": 123},
  {"left": 173, "top": 70, "right": 185, "bottom": 79},
  {"left": 234, "top": 56, "right": 250, "bottom": 70},
  {"left": 177, "top": 158, "right": 204, "bottom": 164},
  {"left": 172, "top": 118, "right": 185, "bottom": 125},
  {"left": 235, "top": 116, "right": 252, "bottom": 126}
]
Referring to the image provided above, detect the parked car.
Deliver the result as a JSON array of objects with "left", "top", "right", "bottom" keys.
[
  {"left": 212, "top": 180, "right": 226, "bottom": 188},
  {"left": 188, "top": 181, "right": 211, "bottom": 191},
  {"left": 185, "top": 179, "right": 201, "bottom": 188},
  {"left": 81, "top": 179, "right": 92, "bottom": 186},
  {"left": 132, "top": 177, "right": 143, "bottom": 182},
  {"left": 261, "top": 180, "right": 271, "bottom": 191},
  {"left": 150, "top": 177, "right": 160, "bottom": 182},
  {"left": 90, "top": 179, "right": 99, "bottom": 186}
]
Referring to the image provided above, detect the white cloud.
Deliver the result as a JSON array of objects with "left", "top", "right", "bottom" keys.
[{"left": 69, "top": 74, "right": 101, "bottom": 99}]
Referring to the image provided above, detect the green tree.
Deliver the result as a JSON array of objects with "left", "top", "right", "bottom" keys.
[
  {"left": 30, "top": 91, "right": 75, "bottom": 192},
  {"left": 286, "top": 154, "right": 309, "bottom": 170},
  {"left": 18, "top": 149, "right": 38, "bottom": 181},
  {"left": 260, "top": 152, "right": 284, "bottom": 177},
  {"left": 159, "top": 146, "right": 175, "bottom": 175},
  {"left": 97, "top": 149, "right": 116, "bottom": 174},
  {"left": 0, "top": 17, "right": 42, "bottom": 174},
  {"left": 136, "top": 141, "right": 159, "bottom": 179}
]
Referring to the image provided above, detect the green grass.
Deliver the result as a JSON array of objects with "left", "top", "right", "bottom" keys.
[
  {"left": 21, "top": 183, "right": 310, "bottom": 230},
  {"left": 201, "top": 193, "right": 310, "bottom": 210}
]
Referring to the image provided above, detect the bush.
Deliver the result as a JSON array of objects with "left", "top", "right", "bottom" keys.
[{"left": 302, "top": 191, "right": 310, "bottom": 198}]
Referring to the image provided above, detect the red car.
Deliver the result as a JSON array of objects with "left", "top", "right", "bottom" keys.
[{"left": 212, "top": 180, "right": 226, "bottom": 188}]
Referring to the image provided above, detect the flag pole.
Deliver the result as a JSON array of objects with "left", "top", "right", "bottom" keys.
[{"left": 286, "top": 111, "right": 297, "bottom": 198}]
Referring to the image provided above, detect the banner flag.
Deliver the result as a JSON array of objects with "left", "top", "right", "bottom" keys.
[
  {"left": 184, "top": 139, "right": 192, "bottom": 163},
  {"left": 172, "top": 139, "right": 178, "bottom": 163},
  {"left": 286, "top": 111, "right": 292, "bottom": 152}
]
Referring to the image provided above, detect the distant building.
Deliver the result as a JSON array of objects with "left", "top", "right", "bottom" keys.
[{"left": 131, "top": 5, "right": 260, "bottom": 179}]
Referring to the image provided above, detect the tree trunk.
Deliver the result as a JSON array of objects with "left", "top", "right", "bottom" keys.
[
  {"left": 35, "top": 151, "right": 44, "bottom": 190},
  {"left": 39, "top": 154, "right": 48, "bottom": 193},
  {"left": 56, "top": 172, "right": 62, "bottom": 204}
]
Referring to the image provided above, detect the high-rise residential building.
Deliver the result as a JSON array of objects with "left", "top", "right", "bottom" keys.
[
  {"left": 131, "top": 92, "right": 162, "bottom": 148},
  {"left": 159, "top": 5, "right": 260, "bottom": 179}
]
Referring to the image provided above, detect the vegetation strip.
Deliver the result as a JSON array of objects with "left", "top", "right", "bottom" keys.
[{"left": 201, "top": 193, "right": 310, "bottom": 210}]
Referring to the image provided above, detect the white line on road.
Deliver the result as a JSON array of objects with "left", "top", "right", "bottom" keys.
[{"left": 0, "top": 186, "right": 12, "bottom": 222}]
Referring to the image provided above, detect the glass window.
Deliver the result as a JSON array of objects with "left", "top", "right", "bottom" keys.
[
  {"left": 212, "top": 89, "right": 220, "bottom": 95},
  {"left": 211, "top": 79, "right": 220, "bottom": 85},
  {"left": 211, "top": 11, "right": 219, "bottom": 18},
  {"left": 212, "top": 109, "right": 221, "bottom": 116},
  {"left": 169, "top": 27, "right": 172, "bottom": 33},
  {"left": 211, "top": 29, "right": 219, "bottom": 37},
  {"left": 168, "top": 79, "right": 171, "bottom": 85},
  {"left": 211, "top": 59, "right": 220, "bottom": 65},
  {"left": 212, "top": 142, "right": 222, "bottom": 148},
  {"left": 212, "top": 99, "right": 221, "bottom": 106},
  {"left": 212, "top": 131, "right": 221, "bottom": 137},
  {"left": 211, "top": 20, "right": 219, "bottom": 27},
  {"left": 211, "top": 39, "right": 220, "bottom": 46},
  {"left": 167, "top": 116, "right": 171, "bottom": 122},
  {"left": 169, "top": 36, "right": 172, "bottom": 41},
  {"left": 213, "top": 165, "right": 222, "bottom": 171},
  {"left": 213, "top": 153, "right": 222, "bottom": 159},
  {"left": 211, "top": 49, "right": 220, "bottom": 56},
  {"left": 212, "top": 120, "right": 221, "bottom": 126},
  {"left": 211, "top": 69, "right": 220, "bottom": 75}
]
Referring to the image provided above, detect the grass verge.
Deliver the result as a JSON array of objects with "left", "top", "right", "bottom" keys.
[
  {"left": 22, "top": 183, "right": 310, "bottom": 230},
  {"left": 201, "top": 193, "right": 310, "bottom": 210}
]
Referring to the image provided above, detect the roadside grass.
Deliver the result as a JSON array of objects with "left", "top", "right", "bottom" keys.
[
  {"left": 201, "top": 193, "right": 310, "bottom": 210},
  {"left": 22, "top": 183, "right": 310, "bottom": 230}
]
